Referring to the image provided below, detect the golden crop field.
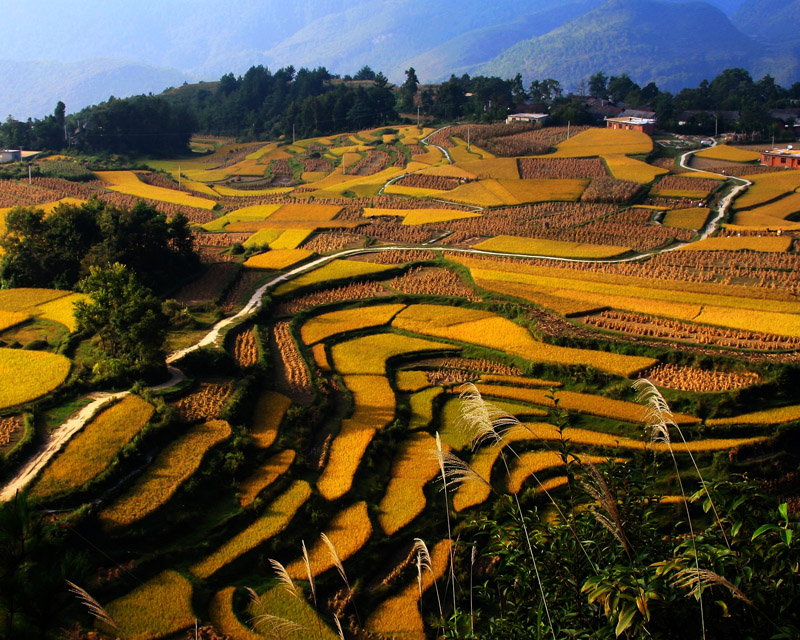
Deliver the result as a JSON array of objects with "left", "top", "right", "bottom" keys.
[
  {"left": 678, "top": 235, "right": 793, "bottom": 252},
  {"left": 662, "top": 207, "right": 711, "bottom": 230},
  {"left": 247, "top": 585, "right": 340, "bottom": 640},
  {"left": 301, "top": 303, "right": 407, "bottom": 345},
  {"left": 392, "top": 305, "right": 657, "bottom": 378},
  {"left": 0, "top": 310, "right": 29, "bottom": 332},
  {"left": 550, "top": 128, "right": 653, "bottom": 157},
  {"left": 734, "top": 171, "right": 800, "bottom": 209},
  {"left": 202, "top": 204, "right": 283, "bottom": 231},
  {"left": 102, "top": 570, "right": 194, "bottom": 640},
  {"left": 378, "top": 432, "right": 444, "bottom": 535},
  {"left": 734, "top": 192, "right": 800, "bottom": 226},
  {"left": 238, "top": 449, "right": 296, "bottom": 507},
  {"left": 208, "top": 587, "right": 265, "bottom": 640},
  {"left": 0, "top": 288, "right": 70, "bottom": 311},
  {"left": 694, "top": 145, "right": 762, "bottom": 163},
  {"left": 396, "top": 370, "right": 432, "bottom": 392},
  {"left": 190, "top": 480, "right": 311, "bottom": 579},
  {"left": 330, "top": 332, "right": 458, "bottom": 375},
  {"left": 0, "top": 348, "right": 71, "bottom": 410},
  {"left": 443, "top": 179, "right": 517, "bottom": 207},
  {"left": 244, "top": 249, "right": 314, "bottom": 270},
  {"left": 272, "top": 259, "right": 395, "bottom": 296},
  {"left": 478, "top": 374, "right": 562, "bottom": 388},
  {"left": 99, "top": 419, "right": 231, "bottom": 530},
  {"left": 30, "top": 395, "right": 154, "bottom": 500},
  {"left": 472, "top": 235, "right": 631, "bottom": 259},
  {"left": 366, "top": 538, "right": 452, "bottom": 640},
  {"left": 457, "top": 157, "right": 520, "bottom": 179},
  {"left": 34, "top": 292, "right": 87, "bottom": 332},
  {"left": 498, "top": 177, "right": 589, "bottom": 203},
  {"left": 94, "top": 171, "right": 217, "bottom": 209},
  {"left": 507, "top": 451, "right": 618, "bottom": 493},
  {"left": 269, "top": 229, "right": 314, "bottom": 249},
  {"left": 242, "top": 228, "right": 284, "bottom": 248},
  {"left": 312, "top": 343, "right": 330, "bottom": 371},
  {"left": 250, "top": 390, "right": 292, "bottom": 449},
  {"left": 706, "top": 404, "right": 800, "bottom": 426},
  {"left": 604, "top": 154, "right": 668, "bottom": 183},
  {"left": 317, "top": 375, "right": 395, "bottom": 500},
  {"left": 409, "top": 386, "right": 444, "bottom": 430},
  {"left": 285, "top": 501, "right": 372, "bottom": 578},
  {"left": 364, "top": 207, "right": 482, "bottom": 225},
  {"left": 472, "top": 276, "right": 607, "bottom": 316},
  {"left": 269, "top": 203, "right": 342, "bottom": 222}
]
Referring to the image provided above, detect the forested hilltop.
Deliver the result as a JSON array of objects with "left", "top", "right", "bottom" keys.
[{"left": 2, "top": 65, "right": 799, "bottom": 157}]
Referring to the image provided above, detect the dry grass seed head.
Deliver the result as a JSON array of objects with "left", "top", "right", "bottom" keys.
[
  {"left": 269, "top": 559, "right": 299, "bottom": 598},
  {"left": 581, "top": 463, "right": 630, "bottom": 554},
  {"left": 321, "top": 532, "right": 350, "bottom": 590},
  {"left": 672, "top": 568, "right": 752, "bottom": 606},
  {"left": 633, "top": 378, "right": 676, "bottom": 444},
  {"left": 66, "top": 581, "right": 118, "bottom": 632}
]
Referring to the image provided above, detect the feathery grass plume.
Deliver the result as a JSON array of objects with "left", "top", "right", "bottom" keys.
[
  {"left": 301, "top": 540, "right": 316, "bottom": 607},
  {"left": 634, "top": 378, "right": 729, "bottom": 550},
  {"left": 438, "top": 450, "right": 493, "bottom": 491},
  {"left": 321, "top": 532, "right": 361, "bottom": 629},
  {"left": 633, "top": 378, "right": 706, "bottom": 639},
  {"left": 433, "top": 432, "right": 458, "bottom": 614},
  {"left": 334, "top": 615, "right": 345, "bottom": 640},
  {"left": 413, "top": 538, "right": 443, "bottom": 620},
  {"left": 66, "top": 581, "right": 118, "bottom": 632},
  {"left": 458, "top": 382, "right": 504, "bottom": 448},
  {"left": 270, "top": 559, "right": 299, "bottom": 598},
  {"left": 247, "top": 587, "right": 308, "bottom": 638},
  {"left": 581, "top": 462, "right": 631, "bottom": 557},
  {"left": 672, "top": 568, "right": 753, "bottom": 606}
]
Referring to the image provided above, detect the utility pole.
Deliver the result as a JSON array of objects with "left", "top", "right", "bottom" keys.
[
  {"left": 28, "top": 163, "right": 31, "bottom": 184},
  {"left": 417, "top": 106, "right": 420, "bottom": 128},
  {"left": 567, "top": 120, "right": 571, "bottom": 139},
  {"left": 292, "top": 124, "right": 295, "bottom": 145},
  {"left": 178, "top": 164, "right": 181, "bottom": 189},
  {"left": 467, "top": 127, "right": 470, "bottom": 152}
]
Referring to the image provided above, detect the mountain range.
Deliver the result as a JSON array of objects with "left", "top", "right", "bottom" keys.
[{"left": 2, "top": 0, "right": 798, "bottom": 120}]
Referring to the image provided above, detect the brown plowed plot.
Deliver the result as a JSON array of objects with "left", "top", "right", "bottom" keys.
[
  {"left": 644, "top": 363, "right": 759, "bottom": 392},
  {"left": 0, "top": 415, "right": 23, "bottom": 448},
  {"left": 359, "top": 249, "right": 437, "bottom": 264},
  {"left": 174, "top": 381, "right": 234, "bottom": 422},
  {"left": 273, "top": 321, "right": 312, "bottom": 398},
  {"left": 220, "top": 271, "right": 268, "bottom": 312},
  {"left": 395, "top": 174, "right": 463, "bottom": 190},
  {"left": 300, "top": 232, "right": 363, "bottom": 253},
  {"left": 581, "top": 177, "right": 641, "bottom": 203},
  {"left": 174, "top": 263, "right": 239, "bottom": 306},
  {"left": 353, "top": 150, "right": 391, "bottom": 176},
  {"left": 387, "top": 267, "right": 481, "bottom": 301},
  {"left": 580, "top": 309, "right": 800, "bottom": 351},
  {"left": 233, "top": 327, "right": 259, "bottom": 368},
  {"left": 518, "top": 157, "right": 608, "bottom": 179},
  {"left": 274, "top": 281, "right": 385, "bottom": 315},
  {"left": 448, "top": 123, "right": 590, "bottom": 157},
  {"left": 406, "top": 144, "right": 425, "bottom": 155}
]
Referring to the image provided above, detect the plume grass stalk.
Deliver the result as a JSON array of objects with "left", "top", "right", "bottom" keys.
[
  {"left": 321, "top": 532, "right": 361, "bottom": 630},
  {"left": 434, "top": 432, "right": 458, "bottom": 615}
]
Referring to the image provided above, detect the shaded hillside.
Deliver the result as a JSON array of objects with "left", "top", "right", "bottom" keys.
[{"left": 733, "top": 0, "right": 800, "bottom": 48}]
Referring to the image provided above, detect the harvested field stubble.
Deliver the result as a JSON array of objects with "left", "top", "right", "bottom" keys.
[
  {"left": 174, "top": 382, "right": 234, "bottom": 422},
  {"left": 645, "top": 363, "right": 759, "bottom": 392},
  {"left": 274, "top": 321, "right": 312, "bottom": 395}
]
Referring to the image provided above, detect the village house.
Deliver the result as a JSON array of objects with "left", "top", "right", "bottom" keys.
[
  {"left": 604, "top": 115, "right": 656, "bottom": 135},
  {"left": 761, "top": 147, "right": 800, "bottom": 169}
]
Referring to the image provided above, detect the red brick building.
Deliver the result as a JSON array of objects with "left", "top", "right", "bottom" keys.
[
  {"left": 761, "top": 148, "right": 800, "bottom": 169},
  {"left": 605, "top": 116, "right": 656, "bottom": 135}
]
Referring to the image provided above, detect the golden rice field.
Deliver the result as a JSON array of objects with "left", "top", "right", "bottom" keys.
[
  {"left": 395, "top": 369, "right": 433, "bottom": 392},
  {"left": 706, "top": 404, "right": 800, "bottom": 426},
  {"left": 301, "top": 303, "right": 406, "bottom": 345},
  {"left": 0, "top": 348, "right": 71, "bottom": 410},
  {"left": 34, "top": 292, "right": 87, "bottom": 332},
  {"left": 733, "top": 191, "right": 800, "bottom": 226},
  {"left": 604, "top": 154, "right": 668, "bottom": 183},
  {"left": 0, "top": 287, "right": 71, "bottom": 311},
  {"left": 507, "top": 451, "right": 619, "bottom": 494},
  {"left": 269, "top": 203, "right": 342, "bottom": 222},
  {"left": 102, "top": 570, "right": 195, "bottom": 640},
  {"left": 244, "top": 249, "right": 314, "bottom": 270},
  {"left": 391, "top": 304, "right": 657, "bottom": 378},
  {"left": 208, "top": 588, "right": 265, "bottom": 640},
  {"left": 247, "top": 585, "right": 340, "bottom": 640},
  {"left": 0, "top": 287, "right": 85, "bottom": 332},
  {"left": 378, "top": 432, "right": 444, "bottom": 535},
  {"left": 250, "top": 390, "right": 291, "bottom": 449},
  {"left": 408, "top": 386, "right": 444, "bottom": 430},
  {"left": 30, "top": 395, "right": 154, "bottom": 500},
  {"left": 99, "top": 419, "right": 231, "bottom": 530},
  {"left": 312, "top": 342, "right": 330, "bottom": 371},
  {"left": 272, "top": 259, "right": 395, "bottom": 297},
  {"left": 269, "top": 228, "right": 314, "bottom": 249},
  {"left": 94, "top": 171, "right": 217, "bottom": 209},
  {"left": 550, "top": 128, "right": 653, "bottom": 158},
  {"left": 734, "top": 171, "right": 800, "bottom": 209},
  {"left": 472, "top": 276, "right": 606, "bottom": 316},
  {"left": 190, "top": 480, "right": 311, "bottom": 579},
  {"left": 458, "top": 157, "right": 520, "bottom": 179},
  {"left": 316, "top": 375, "right": 395, "bottom": 501},
  {"left": 478, "top": 374, "right": 562, "bottom": 388},
  {"left": 678, "top": 235, "right": 793, "bottom": 252},
  {"left": 472, "top": 235, "right": 631, "bottom": 259},
  {"left": 662, "top": 207, "right": 711, "bottom": 230},
  {"left": 331, "top": 332, "right": 458, "bottom": 376},
  {"left": 499, "top": 177, "right": 589, "bottom": 202},
  {"left": 238, "top": 449, "right": 296, "bottom": 508},
  {"left": 285, "top": 501, "right": 372, "bottom": 579},
  {"left": 366, "top": 538, "right": 452, "bottom": 640},
  {"left": 242, "top": 228, "right": 284, "bottom": 248},
  {"left": 694, "top": 145, "right": 762, "bottom": 163},
  {"left": 202, "top": 204, "right": 283, "bottom": 231},
  {"left": 0, "top": 309, "right": 28, "bottom": 331},
  {"left": 364, "top": 207, "right": 482, "bottom": 225}
]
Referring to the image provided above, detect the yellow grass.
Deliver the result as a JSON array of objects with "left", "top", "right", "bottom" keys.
[
  {"left": 250, "top": 391, "right": 291, "bottom": 449},
  {"left": 474, "top": 383, "right": 698, "bottom": 424},
  {"left": 473, "top": 276, "right": 606, "bottom": 316},
  {"left": 694, "top": 145, "right": 762, "bottom": 163},
  {"left": 734, "top": 171, "right": 800, "bottom": 209},
  {"left": 272, "top": 259, "right": 395, "bottom": 297},
  {"left": 94, "top": 171, "right": 216, "bottom": 209},
  {"left": 734, "top": 192, "right": 800, "bottom": 227},
  {"left": 378, "top": 432, "right": 445, "bottom": 535},
  {"left": 456, "top": 157, "right": 519, "bottom": 179},
  {"left": 389, "top": 303, "right": 492, "bottom": 327},
  {"left": 190, "top": 480, "right": 311, "bottom": 579},
  {"left": 392, "top": 304, "right": 657, "bottom": 378},
  {"left": 244, "top": 249, "right": 314, "bottom": 270},
  {"left": 409, "top": 386, "right": 444, "bottom": 430},
  {"left": 417, "top": 164, "right": 477, "bottom": 179},
  {"left": 100, "top": 420, "right": 231, "bottom": 529},
  {"left": 203, "top": 205, "right": 283, "bottom": 231},
  {"left": 301, "top": 304, "right": 406, "bottom": 345},
  {"left": 213, "top": 185, "right": 293, "bottom": 197},
  {"left": 0, "top": 310, "right": 29, "bottom": 331},
  {"left": 285, "top": 501, "right": 373, "bottom": 578},
  {"left": 317, "top": 375, "right": 395, "bottom": 500},
  {"left": 366, "top": 539, "right": 452, "bottom": 640},
  {"left": 247, "top": 585, "right": 339, "bottom": 640},
  {"left": 507, "top": 451, "right": 617, "bottom": 493},
  {"left": 34, "top": 292, "right": 87, "bottom": 332},
  {"left": 413, "top": 145, "right": 445, "bottom": 165},
  {"left": 678, "top": 235, "right": 792, "bottom": 252},
  {"left": 693, "top": 306, "right": 800, "bottom": 337},
  {"left": 473, "top": 235, "right": 630, "bottom": 259},
  {"left": 0, "top": 348, "right": 71, "bottom": 410},
  {"left": 31, "top": 396, "right": 153, "bottom": 500},
  {"left": 604, "top": 154, "right": 668, "bottom": 183},
  {"left": 729, "top": 213, "right": 800, "bottom": 230},
  {"left": 396, "top": 370, "right": 432, "bottom": 392},
  {"left": 238, "top": 449, "right": 296, "bottom": 507},
  {"left": 706, "top": 404, "right": 800, "bottom": 426},
  {"left": 662, "top": 208, "right": 711, "bottom": 230},
  {"left": 331, "top": 332, "right": 459, "bottom": 375},
  {"left": 102, "top": 570, "right": 194, "bottom": 640},
  {"left": 550, "top": 128, "right": 653, "bottom": 157}
]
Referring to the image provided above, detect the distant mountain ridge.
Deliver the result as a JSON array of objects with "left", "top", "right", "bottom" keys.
[{"left": 2, "top": 0, "right": 798, "bottom": 119}]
